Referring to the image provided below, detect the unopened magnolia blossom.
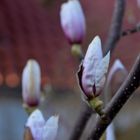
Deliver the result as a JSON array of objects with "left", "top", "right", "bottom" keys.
[
  {"left": 106, "top": 59, "right": 127, "bottom": 95},
  {"left": 77, "top": 36, "right": 110, "bottom": 99},
  {"left": 60, "top": 0, "right": 86, "bottom": 44},
  {"left": 22, "top": 59, "right": 41, "bottom": 107},
  {"left": 107, "top": 59, "right": 127, "bottom": 83},
  {"left": 25, "top": 109, "right": 59, "bottom": 140}
]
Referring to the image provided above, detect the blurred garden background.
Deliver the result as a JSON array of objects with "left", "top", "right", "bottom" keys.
[{"left": 0, "top": 0, "right": 140, "bottom": 139}]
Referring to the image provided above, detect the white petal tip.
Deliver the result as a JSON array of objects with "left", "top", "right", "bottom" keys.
[
  {"left": 26, "top": 109, "right": 45, "bottom": 127},
  {"left": 42, "top": 115, "right": 59, "bottom": 140},
  {"left": 114, "top": 59, "right": 125, "bottom": 70},
  {"left": 110, "top": 59, "right": 127, "bottom": 75},
  {"left": 84, "top": 35, "right": 103, "bottom": 63},
  {"left": 107, "top": 59, "right": 127, "bottom": 83},
  {"left": 47, "top": 115, "right": 59, "bottom": 126},
  {"left": 91, "top": 35, "right": 102, "bottom": 50},
  {"left": 94, "top": 35, "right": 101, "bottom": 40},
  {"left": 27, "top": 109, "right": 42, "bottom": 122},
  {"left": 26, "top": 59, "right": 40, "bottom": 68},
  {"left": 92, "top": 36, "right": 101, "bottom": 45}
]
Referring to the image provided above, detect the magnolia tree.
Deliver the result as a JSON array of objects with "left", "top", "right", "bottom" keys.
[{"left": 22, "top": 0, "right": 140, "bottom": 140}]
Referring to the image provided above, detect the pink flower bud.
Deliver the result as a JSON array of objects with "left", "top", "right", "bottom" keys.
[
  {"left": 60, "top": 0, "right": 86, "bottom": 44},
  {"left": 77, "top": 36, "right": 110, "bottom": 99},
  {"left": 26, "top": 109, "right": 59, "bottom": 140},
  {"left": 107, "top": 59, "right": 127, "bottom": 83},
  {"left": 22, "top": 59, "right": 41, "bottom": 107},
  {"left": 107, "top": 59, "right": 128, "bottom": 94}
]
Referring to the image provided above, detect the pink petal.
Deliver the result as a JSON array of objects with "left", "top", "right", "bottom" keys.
[
  {"left": 26, "top": 109, "right": 45, "bottom": 140},
  {"left": 83, "top": 36, "right": 103, "bottom": 69},
  {"left": 22, "top": 59, "right": 41, "bottom": 106},
  {"left": 82, "top": 36, "right": 103, "bottom": 96},
  {"left": 107, "top": 59, "right": 127, "bottom": 83},
  {"left": 95, "top": 51, "right": 110, "bottom": 95},
  {"left": 60, "top": 0, "right": 86, "bottom": 43},
  {"left": 42, "top": 116, "right": 59, "bottom": 140}
]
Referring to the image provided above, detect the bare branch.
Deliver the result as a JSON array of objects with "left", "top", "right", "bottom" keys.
[
  {"left": 87, "top": 54, "right": 140, "bottom": 140},
  {"left": 104, "top": 0, "right": 125, "bottom": 55},
  {"left": 69, "top": 103, "right": 93, "bottom": 140},
  {"left": 121, "top": 23, "right": 140, "bottom": 37}
]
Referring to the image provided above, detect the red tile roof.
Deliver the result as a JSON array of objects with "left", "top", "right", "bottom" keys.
[
  {"left": 0, "top": 0, "right": 139, "bottom": 88},
  {"left": 0, "top": 0, "right": 75, "bottom": 88}
]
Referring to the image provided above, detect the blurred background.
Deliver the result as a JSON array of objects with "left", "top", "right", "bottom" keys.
[{"left": 0, "top": 0, "right": 140, "bottom": 139}]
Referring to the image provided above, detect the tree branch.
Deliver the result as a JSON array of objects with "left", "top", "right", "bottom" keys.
[
  {"left": 69, "top": 104, "right": 93, "bottom": 140},
  {"left": 87, "top": 54, "right": 140, "bottom": 140},
  {"left": 121, "top": 23, "right": 140, "bottom": 37},
  {"left": 104, "top": 0, "right": 125, "bottom": 55}
]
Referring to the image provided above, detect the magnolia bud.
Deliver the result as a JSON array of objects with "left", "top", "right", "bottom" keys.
[
  {"left": 107, "top": 59, "right": 127, "bottom": 94},
  {"left": 22, "top": 59, "right": 41, "bottom": 107},
  {"left": 60, "top": 0, "right": 86, "bottom": 44},
  {"left": 25, "top": 109, "right": 59, "bottom": 140},
  {"left": 107, "top": 59, "right": 127, "bottom": 83},
  {"left": 77, "top": 36, "right": 110, "bottom": 99}
]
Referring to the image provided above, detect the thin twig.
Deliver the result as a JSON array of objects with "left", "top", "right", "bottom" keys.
[
  {"left": 101, "top": 0, "right": 125, "bottom": 139},
  {"left": 121, "top": 23, "right": 140, "bottom": 37},
  {"left": 69, "top": 102, "right": 93, "bottom": 140},
  {"left": 104, "top": 0, "right": 125, "bottom": 55},
  {"left": 87, "top": 54, "right": 140, "bottom": 140}
]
